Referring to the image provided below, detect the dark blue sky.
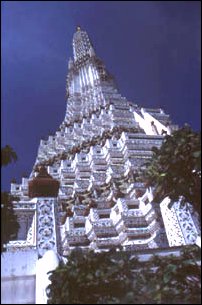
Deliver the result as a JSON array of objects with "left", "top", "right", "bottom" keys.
[{"left": 2, "top": 1, "right": 201, "bottom": 191}]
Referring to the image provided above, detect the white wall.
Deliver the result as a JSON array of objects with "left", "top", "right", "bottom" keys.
[
  {"left": 35, "top": 250, "right": 59, "bottom": 304},
  {"left": 1, "top": 249, "right": 38, "bottom": 304}
]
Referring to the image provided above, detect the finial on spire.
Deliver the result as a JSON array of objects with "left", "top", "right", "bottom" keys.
[{"left": 76, "top": 26, "right": 81, "bottom": 31}]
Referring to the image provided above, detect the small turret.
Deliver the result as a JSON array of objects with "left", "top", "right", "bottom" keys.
[{"left": 28, "top": 166, "right": 60, "bottom": 198}]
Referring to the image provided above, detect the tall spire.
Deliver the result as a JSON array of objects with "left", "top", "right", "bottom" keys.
[
  {"left": 72, "top": 27, "right": 95, "bottom": 62},
  {"left": 66, "top": 27, "right": 116, "bottom": 97}
]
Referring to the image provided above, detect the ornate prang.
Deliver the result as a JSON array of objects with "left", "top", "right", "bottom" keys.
[{"left": 8, "top": 27, "right": 200, "bottom": 255}]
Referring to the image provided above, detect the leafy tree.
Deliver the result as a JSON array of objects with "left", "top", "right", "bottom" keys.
[
  {"left": 1, "top": 144, "right": 17, "bottom": 166},
  {"left": 135, "top": 246, "right": 201, "bottom": 304},
  {"left": 1, "top": 192, "right": 20, "bottom": 252},
  {"left": 140, "top": 125, "right": 201, "bottom": 216},
  {"left": 47, "top": 248, "right": 136, "bottom": 304},
  {"left": 1, "top": 145, "right": 19, "bottom": 252},
  {"left": 46, "top": 245, "right": 201, "bottom": 304}
]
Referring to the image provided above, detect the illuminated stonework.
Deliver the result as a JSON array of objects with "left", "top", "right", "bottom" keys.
[{"left": 8, "top": 28, "right": 199, "bottom": 255}]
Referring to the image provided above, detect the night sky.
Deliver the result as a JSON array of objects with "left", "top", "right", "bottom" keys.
[{"left": 2, "top": 1, "right": 201, "bottom": 191}]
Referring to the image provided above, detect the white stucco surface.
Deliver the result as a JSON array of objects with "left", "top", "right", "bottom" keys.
[
  {"left": 1, "top": 249, "right": 38, "bottom": 304},
  {"left": 35, "top": 250, "right": 59, "bottom": 304}
]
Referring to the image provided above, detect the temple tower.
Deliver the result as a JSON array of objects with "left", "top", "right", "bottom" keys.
[
  {"left": 7, "top": 27, "right": 199, "bottom": 255},
  {"left": 2, "top": 26, "right": 200, "bottom": 305}
]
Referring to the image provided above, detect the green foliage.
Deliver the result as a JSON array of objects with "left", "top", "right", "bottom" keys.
[
  {"left": 1, "top": 192, "right": 20, "bottom": 252},
  {"left": 133, "top": 246, "right": 201, "bottom": 304},
  {"left": 140, "top": 125, "right": 201, "bottom": 216},
  {"left": 47, "top": 248, "right": 137, "bottom": 304},
  {"left": 1, "top": 145, "right": 17, "bottom": 166},
  {"left": 47, "top": 246, "right": 201, "bottom": 304}
]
